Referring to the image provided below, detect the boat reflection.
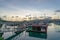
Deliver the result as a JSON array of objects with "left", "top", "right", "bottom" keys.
[
  {"left": 28, "top": 32, "right": 47, "bottom": 39},
  {"left": 5, "top": 32, "right": 22, "bottom": 40}
]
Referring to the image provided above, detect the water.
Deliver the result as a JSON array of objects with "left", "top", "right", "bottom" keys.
[{"left": 0, "top": 23, "right": 60, "bottom": 40}]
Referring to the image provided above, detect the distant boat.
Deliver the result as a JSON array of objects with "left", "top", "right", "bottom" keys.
[
  {"left": 26, "top": 22, "right": 48, "bottom": 33},
  {"left": 54, "top": 22, "right": 60, "bottom": 25}
]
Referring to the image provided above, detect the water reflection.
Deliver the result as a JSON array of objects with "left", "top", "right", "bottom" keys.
[
  {"left": 54, "top": 24, "right": 60, "bottom": 32},
  {"left": 5, "top": 32, "right": 22, "bottom": 40},
  {"left": 28, "top": 32, "right": 47, "bottom": 39}
]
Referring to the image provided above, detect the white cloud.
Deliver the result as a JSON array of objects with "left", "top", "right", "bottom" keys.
[
  {"left": 0, "top": 0, "right": 55, "bottom": 17},
  {"left": 0, "top": 8, "right": 55, "bottom": 17}
]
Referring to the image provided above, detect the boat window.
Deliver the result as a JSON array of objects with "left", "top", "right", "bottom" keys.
[
  {"left": 37, "top": 27, "right": 41, "bottom": 31},
  {"left": 32, "top": 27, "right": 36, "bottom": 30}
]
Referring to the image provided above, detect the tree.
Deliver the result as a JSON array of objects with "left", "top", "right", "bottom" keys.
[
  {"left": 3, "top": 16, "right": 7, "bottom": 20},
  {"left": 11, "top": 16, "right": 14, "bottom": 21},
  {"left": 16, "top": 16, "right": 18, "bottom": 21},
  {"left": 0, "top": 17, "right": 1, "bottom": 20}
]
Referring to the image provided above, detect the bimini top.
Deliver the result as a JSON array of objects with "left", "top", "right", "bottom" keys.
[{"left": 29, "top": 23, "right": 48, "bottom": 27}]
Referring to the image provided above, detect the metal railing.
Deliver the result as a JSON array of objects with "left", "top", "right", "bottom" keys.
[{"left": 0, "top": 28, "right": 26, "bottom": 33}]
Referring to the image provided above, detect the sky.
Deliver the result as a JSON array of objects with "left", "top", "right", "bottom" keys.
[{"left": 0, "top": 0, "right": 60, "bottom": 17}]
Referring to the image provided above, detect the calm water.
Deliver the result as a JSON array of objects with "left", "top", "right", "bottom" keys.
[{"left": 0, "top": 23, "right": 60, "bottom": 40}]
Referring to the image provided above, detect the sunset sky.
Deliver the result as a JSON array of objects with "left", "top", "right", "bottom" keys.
[{"left": 0, "top": 0, "right": 60, "bottom": 17}]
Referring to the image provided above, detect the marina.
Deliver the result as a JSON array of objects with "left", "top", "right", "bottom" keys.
[{"left": 0, "top": 21, "right": 60, "bottom": 40}]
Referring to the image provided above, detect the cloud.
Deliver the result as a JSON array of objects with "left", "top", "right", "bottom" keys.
[
  {"left": 0, "top": 0, "right": 58, "bottom": 17},
  {"left": 0, "top": 8, "right": 54, "bottom": 17},
  {"left": 55, "top": 10, "right": 60, "bottom": 12}
]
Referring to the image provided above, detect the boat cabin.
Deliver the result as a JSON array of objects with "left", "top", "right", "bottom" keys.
[{"left": 27, "top": 24, "right": 48, "bottom": 33}]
